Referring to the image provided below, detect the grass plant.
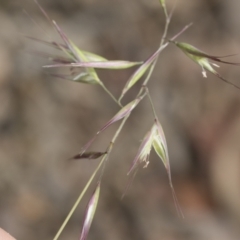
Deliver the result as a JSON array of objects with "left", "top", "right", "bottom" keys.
[{"left": 26, "top": 0, "right": 240, "bottom": 239}]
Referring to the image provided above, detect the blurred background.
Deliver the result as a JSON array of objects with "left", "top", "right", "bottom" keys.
[{"left": 0, "top": 0, "right": 240, "bottom": 239}]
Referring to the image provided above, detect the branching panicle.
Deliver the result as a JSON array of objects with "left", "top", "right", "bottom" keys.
[{"left": 26, "top": 0, "right": 240, "bottom": 239}]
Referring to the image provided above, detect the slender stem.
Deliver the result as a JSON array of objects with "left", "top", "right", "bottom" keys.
[
  {"left": 53, "top": 155, "right": 106, "bottom": 240},
  {"left": 99, "top": 115, "right": 129, "bottom": 180},
  {"left": 53, "top": 102, "right": 137, "bottom": 240},
  {"left": 170, "top": 22, "right": 193, "bottom": 41},
  {"left": 161, "top": 8, "right": 171, "bottom": 46},
  {"left": 163, "top": 6, "right": 168, "bottom": 19},
  {"left": 137, "top": 21, "right": 192, "bottom": 97},
  {"left": 99, "top": 92, "right": 147, "bottom": 180},
  {"left": 100, "top": 82, "right": 123, "bottom": 107},
  {"left": 145, "top": 88, "right": 158, "bottom": 120}
]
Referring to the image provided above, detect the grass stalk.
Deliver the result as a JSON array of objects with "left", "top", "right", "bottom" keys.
[
  {"left": 53, "top": 156, "right": 106, "bottom": 240},
  {"left": 100, "top": 82, "right": 123, "bottom": 107}
]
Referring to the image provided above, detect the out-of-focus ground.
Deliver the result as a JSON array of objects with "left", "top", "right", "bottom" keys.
[{"left": 0, "top": 0, "right": 240, "bottom": 239}]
